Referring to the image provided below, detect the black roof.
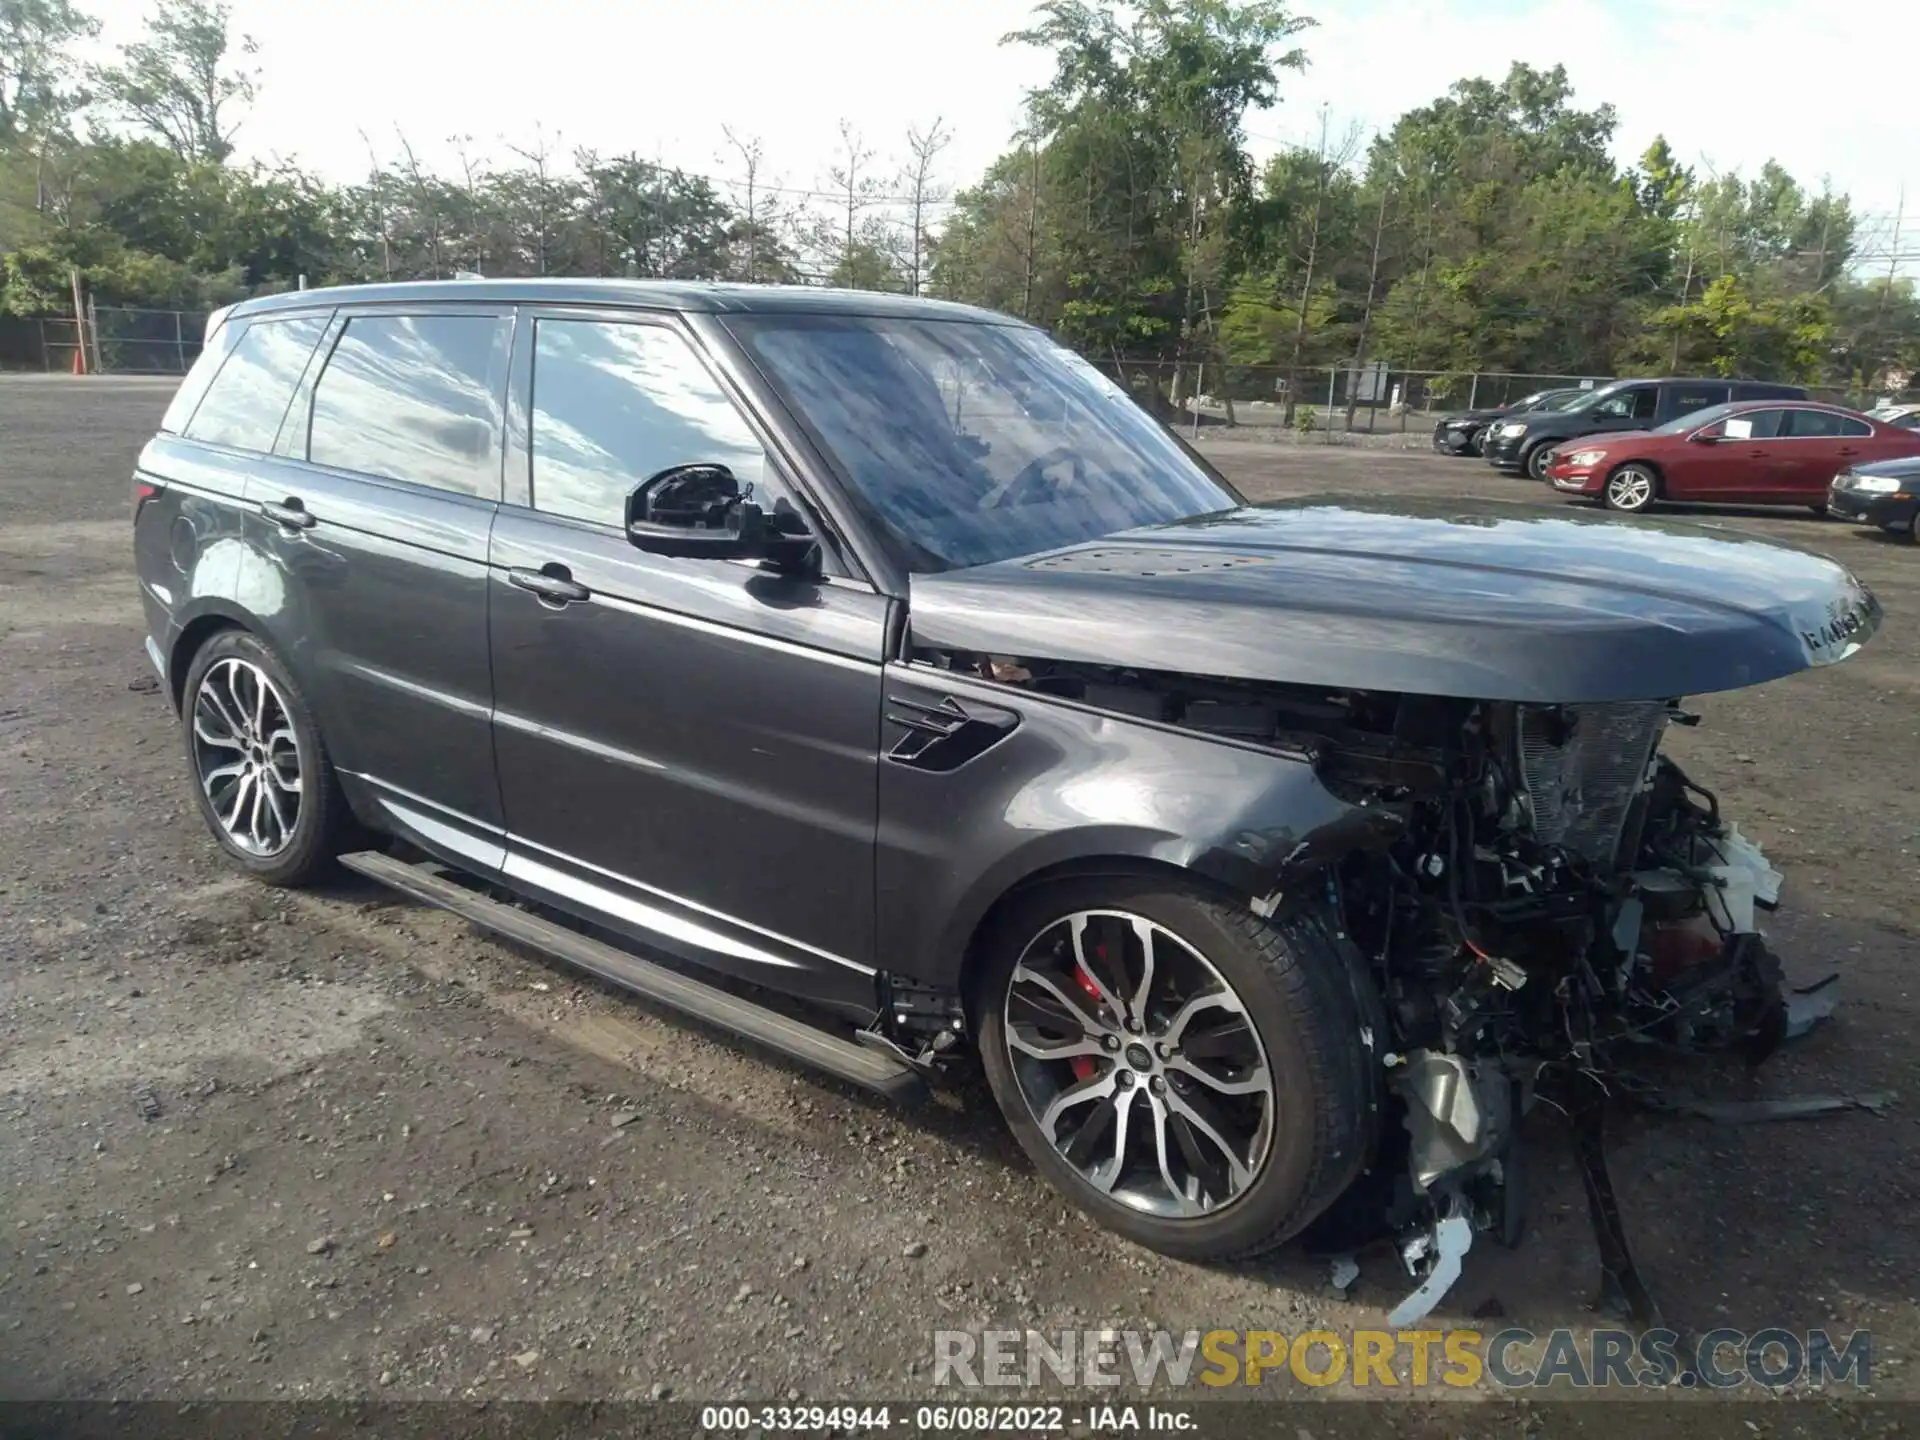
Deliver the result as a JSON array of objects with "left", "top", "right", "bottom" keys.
[{"left": 233, "top": 278, "right": 1026, "bottom": 326}]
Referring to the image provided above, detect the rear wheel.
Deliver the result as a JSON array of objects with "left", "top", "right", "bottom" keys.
[
  {"left": 1602, "top": 464, "right": 1659, "bottom": 513},
  {"left": 975, "top": 876, "right": 1373, "bottom": 1260},
  {"left": 180, "top": 630, "right": 353, "bottom": 886}
]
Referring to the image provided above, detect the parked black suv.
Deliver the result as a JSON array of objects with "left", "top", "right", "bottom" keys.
[
  {"left": 1483, "top": 376, "right": 1809, "bottom": 479},
  {"left": 136, "top": 281, "right": 1875, "bottom": 1312},
  {"left": 1430, "top": 385, "right": 1596, "bottom": 456}
]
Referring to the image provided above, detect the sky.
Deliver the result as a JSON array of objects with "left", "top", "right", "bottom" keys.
[{"left": 76, "top": 0, "right": 1917, "bottom": 256}]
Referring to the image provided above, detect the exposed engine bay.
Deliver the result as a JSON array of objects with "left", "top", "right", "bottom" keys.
[{"left": 925, "top": 650, "right": 1828, "bottom": 1328}]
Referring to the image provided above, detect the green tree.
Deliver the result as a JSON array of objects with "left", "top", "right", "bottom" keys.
[
  {"left": 94, "top": 0, "right": 258, "bottom": 164},
  {"left": 0, "top": 0, "right": 97, "bottom": 143}
]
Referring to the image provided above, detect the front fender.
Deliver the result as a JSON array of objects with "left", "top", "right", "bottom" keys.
[{"left": 875, "top": 665, "right": 1402, "bottom": 988}]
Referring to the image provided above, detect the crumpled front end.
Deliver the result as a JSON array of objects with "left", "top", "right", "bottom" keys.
[{"left": 1329, "top": 695, "right": 1814, "bottom": 1325}]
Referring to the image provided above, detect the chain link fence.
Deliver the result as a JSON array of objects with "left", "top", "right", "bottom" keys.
[
  {"left": 0, "top": 307, "right": 208, "bottom": 374},
  {"left": 7, "top": 305, "right": 1920, "bottom": 429}
]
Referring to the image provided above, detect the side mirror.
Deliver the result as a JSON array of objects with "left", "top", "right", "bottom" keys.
[
  {"left": 625, "top": 463, "right": 819, "bottom": 572},
  {"left": 1687, "top": 429, "right": 1721, "bottom": 444}
]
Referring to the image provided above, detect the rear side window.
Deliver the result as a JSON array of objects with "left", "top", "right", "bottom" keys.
[
  {"left": 180, "top": 315, "right": 328, "bottom": 452},
  {"left": 528, "top": 318, "right": 773, "bottom": 528},
  {"left": 1783, "top": 409, "right": 1870, "bottom": 438},
  {"left": 308, "top": 313, "right": 508, "bottom": 498}
]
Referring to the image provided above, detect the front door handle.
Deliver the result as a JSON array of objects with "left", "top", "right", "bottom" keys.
[
  {"left": 508, "top": 565, "right": 591, "bottom": 605},
  {"left": 260, "top": 497, "right": 316, "bottom": 530}
]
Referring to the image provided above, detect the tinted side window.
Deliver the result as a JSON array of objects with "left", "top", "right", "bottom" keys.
[
  {"left": 1663, "top": 383, "right": 1729, "bottom": 416},
  {"left": 529, "top": 318, "right": 774, "bottom": 528},
  {"left": 308, "top": 314, "right": 507, "bottom": 498},
  {"left": 1779, "top": 409, "right": 1854, "bottom": 438},
  {"left": 182, "top": 315, "right": 328, "bottom": 452},
  {"left": 1593, "top": 386, "right": 1658, "bottom": 420},
  {"left": 1718, "top": 409, "right": 1785, "bottom": 440}
]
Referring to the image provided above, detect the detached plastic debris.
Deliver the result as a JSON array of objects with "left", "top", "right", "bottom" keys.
[
  {"left": 1387, "top": 1214, "right": 1473, "bottom": 1328},
  {"left": 1327, "top": 1255, "right": 1360, "bottom": 1296},
  {"left": 1783, "top": 974, "right": 1841, "bottom": 1041},
  {"left": 1671, "top": 1091, "right": 1893, "bottom": 1124}
]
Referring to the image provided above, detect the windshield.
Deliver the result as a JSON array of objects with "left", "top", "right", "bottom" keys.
[
  {"left": 728, "top": 315, "right": 1242, "bottom": 572},
  {"left": 1537, "top": 388, "right": 1593, "bottom": 412},
  {"left": 1651, "top": 401, "right": 1741, "bottom": 435}
]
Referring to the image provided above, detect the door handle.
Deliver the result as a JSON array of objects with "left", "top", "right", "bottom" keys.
[
  {"left": 260, "top": 497, "right": 315, "bottom": 530},
  {"left": 508, "top": 565, "right": 591, "bottom": 605},
  {"left": 1836, "top": 447, "right": 1859, "bottom": 457}
]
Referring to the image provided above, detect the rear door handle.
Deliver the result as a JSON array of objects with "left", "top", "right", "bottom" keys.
[
  {"left": 508, "top": 565, "right": 591, "bottom": 605},
  {"left": 260, "top": 497, "right": 315, "bottom": 530}
]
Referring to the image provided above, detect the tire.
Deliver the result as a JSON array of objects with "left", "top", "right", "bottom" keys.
[
  {"left": 179, "top": 629, "right": 354, "bottom": 886},
  {"left": 1523, "top": 443, "right": 1556, "bottom": 481},
  {"left": 1808, "top": 503, "right": 1829, "bottom": 518},
  {"left": 974, "top": 875, "right": 1374, "bottom": 1261},
  {"left": 1911, "top": 511, "right": 1920, "bottom": 545},
  {"left": 1601, "top": 463, "right": 1659, "bottom": 513}
]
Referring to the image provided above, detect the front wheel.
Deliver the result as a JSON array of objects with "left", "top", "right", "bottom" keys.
[
  {"left": 180, "top": 630, "right": 355, "bottom": 886},
  {"left": 1911, "top": 511, "right": 1920, "bottom": 544},
  {"left": 1602, "top": 464, "right": 1659, "bottom": 513},
  {"left": 1808, "top": 503, "right": 1829, "bottom": 517},
  {"left": 975, "top": 877, "right": 1374, "bottom": 1261},
  {"left": 1523, "top": 443, "right": 1556, "bottom": 481}
]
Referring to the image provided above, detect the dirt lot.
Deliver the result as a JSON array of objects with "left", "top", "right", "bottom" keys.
[{"left": 1, "top": 380, "right": 1916, "bottom": 1422}]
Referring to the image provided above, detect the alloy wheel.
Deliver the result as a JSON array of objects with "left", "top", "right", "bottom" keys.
[
  {"left": 1003, "top": 910, "right": 1275, "bottom": 1218},
  {"left": 191, "top": 657, "right": 303, "bottom": 857},
  {"left": 1605, "top": 467, "right": 1655, "bottom": 511}
]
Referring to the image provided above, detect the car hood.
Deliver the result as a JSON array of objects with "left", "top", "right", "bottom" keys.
[
  {"left": 1442, "top": 409, "right": 1505, "bottom": 425},
  {"left": 1568, "top": 428, "right": 1656, "bottom": 447},
  {"left": 907, "top": 497, "right": 1881, "bottom": 704},
  {"left": 1850, "top": 453, "right": 1920, "bottom": 478}
]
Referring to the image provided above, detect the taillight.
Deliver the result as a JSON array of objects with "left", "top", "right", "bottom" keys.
[{"left": 134, "top": 478, "right": 163, "bottom": 516}]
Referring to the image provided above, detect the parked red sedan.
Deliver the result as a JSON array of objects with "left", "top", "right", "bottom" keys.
[{"left": 1544, "top": 400, "right": 1920, "bottom": 514}]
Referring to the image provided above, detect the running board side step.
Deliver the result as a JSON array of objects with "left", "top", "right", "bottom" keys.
[{"left": 338, "top": 850, "right": 925, "bottom": 1103}]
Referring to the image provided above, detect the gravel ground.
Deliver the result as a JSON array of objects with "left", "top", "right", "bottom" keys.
[{"left": 0, "top": 379, "right": 1915, "bottom": 1423}]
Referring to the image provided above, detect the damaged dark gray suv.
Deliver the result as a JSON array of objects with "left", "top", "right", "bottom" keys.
[{"left": 135, "top": 281, "right": 1879, "bottom": 1321}]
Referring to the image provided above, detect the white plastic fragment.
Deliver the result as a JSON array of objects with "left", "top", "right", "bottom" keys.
[{"left": 1386, "top": 1214, "right": 1474, "bottom": 1328}]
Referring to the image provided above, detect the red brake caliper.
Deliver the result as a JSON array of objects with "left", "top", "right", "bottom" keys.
[{"left": 1069, "top": 948, "right": 1109, "bottom": 1081}]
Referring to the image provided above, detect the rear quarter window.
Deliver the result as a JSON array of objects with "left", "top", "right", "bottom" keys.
[{"left": 167, "top": 314, "right": 329, "bottom": 449}]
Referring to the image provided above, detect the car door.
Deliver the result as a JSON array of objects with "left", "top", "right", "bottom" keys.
[
  {"left": 1577, "top": 383, "right": 1660, "bottom": 438},
  {"left": 1655, "top": 382, "right": 1731, "bottom": 426},
  {"left": 1684, "top": 408, "right": 1787, "bottom": 500},
  {"left": 1773, "top": 408, "right": 1869, "bottom": 498},
  {"left": 487, "top": 307, "right": 887, "bottom": 1011},
  {"left": 254, "top": 304, "right": 514, "bottom": 867}
]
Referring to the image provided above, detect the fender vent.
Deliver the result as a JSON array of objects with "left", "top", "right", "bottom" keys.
[{"left": 885, "top": 693, "right": 1019, "bottom": 773}]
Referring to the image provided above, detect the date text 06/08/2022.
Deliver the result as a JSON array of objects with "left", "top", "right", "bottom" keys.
[{"left": 698, "top": 1404, "right": 1197, "bottom": 1433}]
